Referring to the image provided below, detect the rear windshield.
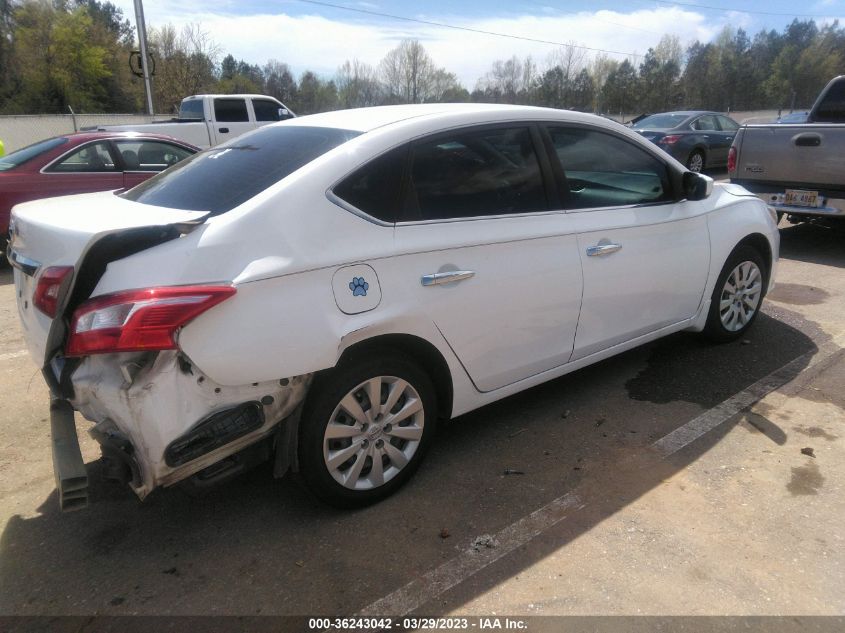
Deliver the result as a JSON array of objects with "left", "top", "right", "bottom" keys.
[
  {"left": 121, "top": 125, "right": 361, "bottom": 214},
  {"left": 0, "top": 137, "right": 68, "bottom": 171},
  {"left": 632, "top": 114, "right": 690, "bottom": 129}
]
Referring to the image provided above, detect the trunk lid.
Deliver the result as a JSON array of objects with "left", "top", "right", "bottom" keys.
[{"left": 9, "top": 191, "right": 208, "bottom": 365}]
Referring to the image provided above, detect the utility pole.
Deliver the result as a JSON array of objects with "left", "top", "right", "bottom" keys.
[{"left": 133, "top": 0, "right": 154, "bottom": 115}]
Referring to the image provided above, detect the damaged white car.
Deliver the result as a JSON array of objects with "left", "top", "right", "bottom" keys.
[{"left": 9, "top": 104, "right": 779, "bottom": 511}]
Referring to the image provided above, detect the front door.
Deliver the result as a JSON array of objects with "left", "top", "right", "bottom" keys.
[{"left": 544, "top": 126, "right": 710, "bottom": 360}]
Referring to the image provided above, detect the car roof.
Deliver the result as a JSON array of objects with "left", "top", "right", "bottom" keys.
[
  {"left": 61, "top": 131, "right": 198, "bottom": 146},
  {"left": 282, "top": 103, "right": 606, "bottom": 134}
]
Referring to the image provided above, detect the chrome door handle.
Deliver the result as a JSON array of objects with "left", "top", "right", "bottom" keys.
[
  {"left": 421, "top": 270, "right": 475, "bottom": 286},
  {"left": 586, "top": 243, "right": 622, "bottom": 257}
]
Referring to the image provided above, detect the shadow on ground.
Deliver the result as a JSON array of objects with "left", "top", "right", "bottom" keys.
[{"left": 0, "top": 307, "right": 824, "bottom": 619}]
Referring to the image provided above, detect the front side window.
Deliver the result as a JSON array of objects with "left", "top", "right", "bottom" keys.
[
  {"left": 407, "top": 127, "right": 547, "bottom": 221},
  {"left": 122, "top": 126, "right": 360, "bottom": 214},
  {"left": 214, "top": 98, "right": 249, "bottom": 123},
  {"left": 113, "top": 140, "right": 194, "bottom": 171},
  {"left": 814, "top": 79, "right": 845, "bottom": 123},
  {"left": 47, "top": 141, "right": 116, "bottom": 173},
  {"left": 179, "top": 99, "right": 205, "bottom": 120},
  {"left": 548, "top": 127, "right": 671, "bottom": 209},
  {"left": 717, "top": 116, "right": 739, "bottom": 131}
]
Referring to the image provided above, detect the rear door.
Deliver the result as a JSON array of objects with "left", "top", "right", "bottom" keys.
[
  {"left": 392, "top": 124, "right": 583, "bottom": 393},
  {"left": 211, "top": 98, "right": 254, "bottom": 143},
  {"left": 544, "top": 125, "right": 710, "bottom": 360}
]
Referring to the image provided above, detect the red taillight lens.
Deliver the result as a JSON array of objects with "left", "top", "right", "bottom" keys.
[
  {"left": 66, "top": 285, "right": 236, "bottom": 356},
  {"left": 33, "top": 266, "right": 74, "bottom": 318},
  {"left": 659, "top": 134, "right": 682, "bottom": 145},
  {"left": 727, "top": 146, "right": 737, "bottom": 174}
]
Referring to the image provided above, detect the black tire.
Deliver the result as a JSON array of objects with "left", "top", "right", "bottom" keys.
[
  {"left": 298, "top": 351, "right": 437, "bottom": 508},
  {"left": 702, "top": 244, "right": 768, "bottom": 343},
  {"left": 687, "top": 150, "right": 705, "bottom": 173}
]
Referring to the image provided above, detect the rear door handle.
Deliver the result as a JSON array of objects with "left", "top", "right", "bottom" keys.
[
  {"left": 218, "top": 127, "right": 230, "bottom": 134},
  {"left": 586, "top": 243, "right": 622, "bottom": 257},
  {"left": 421, "top": 270, "right": 475, "bottom": 286},
  {"left": 793, "top": 133, "right": 821, "bottom": 147}
]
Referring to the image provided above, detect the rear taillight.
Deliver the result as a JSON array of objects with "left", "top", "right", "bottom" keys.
[
  {"left": 66, "top": 285, "right": 236, "bottom": 356},
  {"left": 659, "top": 134, "right": 682, "bottom": 146},
  {"left": 33, "top": 266, "right": 74, "bottom": 318},
  {"left": 727, "top": 146, "right": 737, "bottom": 174}
]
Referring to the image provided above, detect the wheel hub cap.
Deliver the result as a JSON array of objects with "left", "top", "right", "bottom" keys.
[{"left": 719, "top": 260, "right": 763, "bottom": 332}]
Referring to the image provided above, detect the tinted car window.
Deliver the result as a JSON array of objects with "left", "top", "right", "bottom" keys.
[
  {"left": 0, "top": 137, "right": 68, "bottom": 171},
  {"left": 548, "top": 127, "right": 671, "bottom": 209},
  {"left": 333, "top": 146, "right": 407, "bottom": 223},
  {"left": 407, "top": 127, "right": 547, "bottom": 220},
  {"left": 717, "top": 116, "right": 739, "bottom": 131},
  {"left": 48, "top": 141, "right": 116, "bottom": 172},
  {"left": 253, "top": 99, "right": 287, "bottom": 122},
  {"left": 814, "top": 79, "right": 845, "bottom": 123},
  {"left": 214, "top": 98, "right": 249, "bottom": 123},
  {"left": 114, "top": 140, "right": 194, "bottom": 171},
  {"left": 179, "top": 99, "right": 205, "bottom": 120},
  {"left": 122, "top": 126, "right": 360, "bottom": 214}
]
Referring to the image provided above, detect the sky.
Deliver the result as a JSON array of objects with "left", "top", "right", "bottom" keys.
[{"left": 110, "top": 0, "right": 845, "bottom": 88}]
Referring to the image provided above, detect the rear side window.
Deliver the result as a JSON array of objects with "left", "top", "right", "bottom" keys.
[
  {"left": 47, "top": 141, "right": 116, "bottom": 172},
  {"left": 113, "top": 140, "right": 194, "bottom": 171},
  {"left": 548, "top": 127, "right": 672, "bottom": 209},
  {"left": 333, "top": 146, "right": 407, "bottom": 223},
  {"left": 122, "top": 126, "right": 360, "bottom": 214},
  {"left": 214, "top": 98, "right": 249, "bottom": 122},
  {"left": 407, "top": 127, "right": 547, "bottom": 221},
  {"left": 692, "top": 115, "right": 718, "bottom": 131}
]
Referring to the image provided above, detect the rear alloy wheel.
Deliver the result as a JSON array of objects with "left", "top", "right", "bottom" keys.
[
  {"left": 687, "top": 150, "right": 705, "bottom": 173},
  {"left": 299, "top": 353, "right": 436, "bottom": 507},
  {"left": 703, "top": 245, "right": 766, "bottom": 342}
]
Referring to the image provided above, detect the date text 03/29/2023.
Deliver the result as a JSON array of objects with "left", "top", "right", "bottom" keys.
[{"left": 307, "top": 617, "right": 529, "bottom": 630}]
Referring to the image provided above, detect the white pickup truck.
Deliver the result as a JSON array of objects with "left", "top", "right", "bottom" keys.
[{"left": 89, "top": 94, "right": 295, "bottom": 149}]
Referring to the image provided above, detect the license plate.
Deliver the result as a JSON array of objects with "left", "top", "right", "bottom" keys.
[{"left": 785, "top": 189, "right": 819, "bottom": 207}]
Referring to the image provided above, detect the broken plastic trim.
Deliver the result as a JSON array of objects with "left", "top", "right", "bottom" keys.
[{"left": 164, "top": 402, "right": 265, "bottom": 467}]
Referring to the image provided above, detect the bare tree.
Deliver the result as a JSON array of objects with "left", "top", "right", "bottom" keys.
[
  {"left": 148, "top": 23, "right": 220, "bottom": 113},
  {"left": 475, "top": 55, "right": 536, "bottom": 103},
  {"left": 379, "top": 39, "right": 437, "bottom": 103},
  {"left": 336, "top": 59, "right": 383, "bottom": 108}
]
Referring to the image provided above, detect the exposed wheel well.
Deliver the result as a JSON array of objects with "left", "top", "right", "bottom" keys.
[{"left": 336, "top": 334, "right": 454, "bottom": 420}]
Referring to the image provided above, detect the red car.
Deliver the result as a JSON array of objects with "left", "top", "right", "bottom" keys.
[{"left": 1, "top": 132, "right": 199, "bottom": 255}]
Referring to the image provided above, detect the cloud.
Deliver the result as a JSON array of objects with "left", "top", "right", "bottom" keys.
[{"left": 109, "top": 3, "right": 739, "bottom": 87}]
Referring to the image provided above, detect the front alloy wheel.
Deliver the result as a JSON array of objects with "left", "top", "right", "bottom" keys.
[
  {"left": 299, "top": 352, "right": 436, "bottom": 507},
  {"left": 703, "top": 244, "right": 767, "bottom": 342},
  {"left": 718, "top": 261, "right": 763, "bottom": 332},
  {"left": 687, "top": 150, "right": 705, "bottom": 173}
]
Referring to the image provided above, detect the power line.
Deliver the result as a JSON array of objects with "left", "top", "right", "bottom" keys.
[
  {"left": 294, "top": 0, "right": 645, "bottom": 59},
  {"left": 651, "top": 0, "right": 838, "bottom": 18}
]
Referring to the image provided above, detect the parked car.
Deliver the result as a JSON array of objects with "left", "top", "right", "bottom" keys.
[
  {"left": 729, "top": 75, "right": 845, "bottom": 225},
  {"left": 1, "top": 132, "right": 198, "bottom": 257},
  {"left": 632, "top": 111, "right": 740, "bottom": 172},
  {"left": 89, "top": 94, "right": 295, "bottom": 149},
  {"left": 8, "top": 104, "right": 779, "bottom": 511}
]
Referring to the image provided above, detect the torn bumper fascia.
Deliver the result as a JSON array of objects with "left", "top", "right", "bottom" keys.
[{"left": 69, "top": 350, "right": 311, "bottom": 498}]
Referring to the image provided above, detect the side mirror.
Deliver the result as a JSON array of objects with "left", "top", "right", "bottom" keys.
[
  {"left": 683, "top": 171, "right": 713, "bottom": 201},
  {"left": 278, "top": 108, "right": 289, "bottom": 118}
]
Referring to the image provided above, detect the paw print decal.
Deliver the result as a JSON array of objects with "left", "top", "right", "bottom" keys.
[{"left": 349, "top": 277, "right": 369, "bottom": 297}]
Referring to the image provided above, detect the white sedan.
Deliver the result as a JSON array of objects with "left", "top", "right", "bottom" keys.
[{"left": 9, "top": 104, "right": 779, "bottom": 510}]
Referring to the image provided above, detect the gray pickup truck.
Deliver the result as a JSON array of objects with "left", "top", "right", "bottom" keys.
[{"left": 729, "top": 75, "right": 845, "bottom": 225}]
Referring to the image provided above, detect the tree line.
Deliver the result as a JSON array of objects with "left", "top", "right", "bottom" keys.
[{"left": 1, "top": 0, "right": 843, "bottom": 117}]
